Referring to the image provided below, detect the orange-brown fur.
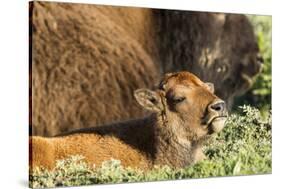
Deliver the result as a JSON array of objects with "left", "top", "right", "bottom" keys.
[
  {"left": 30, "top": 2, "right": 260, "bottom": 136},
  {"left": 30, "top": 133, "right": 150, "bottom": 170},
  {"left": 30, "top": 72, "right": 228, "bottom": 170}
]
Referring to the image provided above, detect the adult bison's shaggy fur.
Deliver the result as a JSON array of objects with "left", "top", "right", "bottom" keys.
[
  {"left": 30, "top": 2, "right": 261, "bottom": 136},
  {"left": 30, "top": 72, "right": 228, "bottom": 170}
]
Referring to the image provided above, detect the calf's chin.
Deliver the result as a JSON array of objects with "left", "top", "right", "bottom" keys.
[{"left": 209, "top": 117, "right": 227, "bottom": 133}]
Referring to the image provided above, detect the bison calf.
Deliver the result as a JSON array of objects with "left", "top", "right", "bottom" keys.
[{"left": 30, "top": 71, "right": 228, "bottom": 170}]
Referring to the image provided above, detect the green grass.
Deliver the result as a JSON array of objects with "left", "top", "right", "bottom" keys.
[{"left": 29, "top": 106, "right": 272, "bottom": 188}]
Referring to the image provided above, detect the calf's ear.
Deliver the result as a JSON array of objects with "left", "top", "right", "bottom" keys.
[
  {"left": 205, "top": 82, "right": 215, "bottom": 93},
  {"left": 134, "top": 89, "right": 163, "bottom": 112}
]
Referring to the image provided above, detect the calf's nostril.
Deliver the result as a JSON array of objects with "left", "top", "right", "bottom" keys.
[{"left": 210, "top": 102, "right": 225, "bottom": 112}]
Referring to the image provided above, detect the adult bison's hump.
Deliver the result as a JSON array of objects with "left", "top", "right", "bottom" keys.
[{"left": 31, "top": 2, "right": 159, "bottom": 136}]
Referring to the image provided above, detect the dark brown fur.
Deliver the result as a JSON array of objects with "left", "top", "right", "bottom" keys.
[
  {"left": 30, "top": 2, "right": 261, "bottom": 136},
  {"left": 30, "top": 72, "right": 228, "bottom": 170}
]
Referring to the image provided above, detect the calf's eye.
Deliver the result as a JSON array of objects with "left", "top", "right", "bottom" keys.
[{"left": 172, "top": 97, "right": 186, "bottom": 104}]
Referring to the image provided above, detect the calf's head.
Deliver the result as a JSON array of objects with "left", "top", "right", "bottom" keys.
[{"left": 134, "top": 71, "right": 228, "bottom": 140}]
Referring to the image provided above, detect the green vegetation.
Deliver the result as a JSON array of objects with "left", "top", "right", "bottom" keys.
[
  {"left": 29, "top": 106, "right": 272, "bottom": 188},
  {"left": 234, "top": 15, "right": 272, "bottom": 112}
]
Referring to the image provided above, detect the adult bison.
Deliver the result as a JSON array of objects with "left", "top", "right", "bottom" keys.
[{"left": 30, "top": 2, "right": 262, "bottom": 136}]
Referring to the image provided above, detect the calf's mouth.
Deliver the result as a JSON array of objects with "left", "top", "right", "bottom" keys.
[
  {"left": 202, "top": 111, "right": 228, "bottom": 134},
  {"left": 208, "top": 115, "right": 228, "bottom": 134}
]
